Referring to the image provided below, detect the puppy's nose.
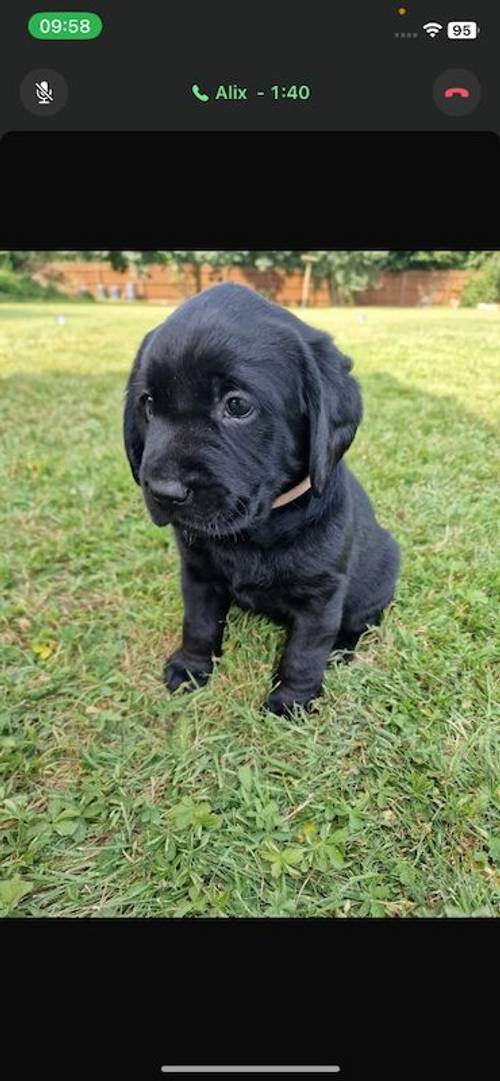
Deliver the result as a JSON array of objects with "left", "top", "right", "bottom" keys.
[{"left": 147, "top": 479, "right": 191, "bottom": 505}]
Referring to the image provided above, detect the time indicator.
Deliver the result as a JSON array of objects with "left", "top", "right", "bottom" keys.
[
  {"left": 270, "top": 85, "right": 311, "bottom": 101},
  {"left": 28, "top": 12, "right": 103, "bottom": 40}
]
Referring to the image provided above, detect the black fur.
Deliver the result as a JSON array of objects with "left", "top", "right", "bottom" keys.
[{"left": 124, "top": 284, "right": 400, "bottom": 714}]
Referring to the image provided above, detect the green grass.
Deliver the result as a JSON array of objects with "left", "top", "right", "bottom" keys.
[{"left": 1, "top": 301, "right": 499, "bottom": 917}]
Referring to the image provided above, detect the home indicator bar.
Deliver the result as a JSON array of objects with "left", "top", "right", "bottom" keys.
[{"left": 160, "top": 1069, "right": 341, "bottom": 1075}]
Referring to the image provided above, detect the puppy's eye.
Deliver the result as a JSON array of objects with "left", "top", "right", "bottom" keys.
[
  {"left": 224, "top": 396, "right": 252, "bottom": 418},
  {"left": 142, "top": 395, "right": 154, "bottom": 421}
]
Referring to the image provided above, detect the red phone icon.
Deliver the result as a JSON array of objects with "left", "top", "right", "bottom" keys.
[{"left": 444, "top": 86, "right": 470, "bottom": 99}]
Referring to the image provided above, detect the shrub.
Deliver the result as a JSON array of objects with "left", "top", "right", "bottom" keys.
[
  {"left": 383, "top": 251, "right": 477, "bottom": 271},
  {"left": 460, "top": 254, "right": 500, "bottom": 307},
  {"left": 0, "top": 268, "right": 65, "bottom": 301}
]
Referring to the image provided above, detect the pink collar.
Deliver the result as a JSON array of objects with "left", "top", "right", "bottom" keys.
[{"left": 271, "top": 475, "right": 312, "bottom": 509}]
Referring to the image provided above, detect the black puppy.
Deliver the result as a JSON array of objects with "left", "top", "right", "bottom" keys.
[{"left": 124, "top": 284, "right": 400, "bottom": 715}]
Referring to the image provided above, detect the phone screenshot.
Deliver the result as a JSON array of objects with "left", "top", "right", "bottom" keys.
[{"left": 1, "top": 3, "right": 498, "bottom": 1080}]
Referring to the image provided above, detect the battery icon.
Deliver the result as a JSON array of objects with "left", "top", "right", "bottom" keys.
[{"left": 447, "top": 21, "right": 479, "bottom": 39}]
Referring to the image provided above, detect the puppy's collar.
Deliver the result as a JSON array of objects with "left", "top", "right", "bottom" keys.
[{"left": 272, "top": 475, "right": 312, "bottom": 509}]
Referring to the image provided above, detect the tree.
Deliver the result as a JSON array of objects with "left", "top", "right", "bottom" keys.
[
  {"left": 380, "top": 251, "right": 482, "bottom": 271},
  {"left": 0, "top": 251, "right": 61, "bottom": 272},
  {"left": 311, "top": 251, "right": 388, "bottom": 303},
  {"left": 460, "top": 252, "right": 500, "bottom": 306},
  {"left": 157, "top": 252, "right": 232, "bottom": 292}
]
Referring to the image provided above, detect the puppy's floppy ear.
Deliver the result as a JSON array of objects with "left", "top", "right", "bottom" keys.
[
  {"left": 301, "top": 331, "right": 363, "bottom": 496},
  {"left": 123, "top": 330, "right": 155, "bottom": 485}
]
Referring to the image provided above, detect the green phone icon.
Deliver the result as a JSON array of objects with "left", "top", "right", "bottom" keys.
[{"left": 191, "top": 83, "right": 210, "bottom": 102}]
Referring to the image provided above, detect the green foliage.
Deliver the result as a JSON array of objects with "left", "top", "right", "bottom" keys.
[
  {"left": 88, "top": 250, "right": 489, "bottom": 276},
  {"left": 462, "top": 251, "right": 495, "bottom": 268},
  {"left": 106, "top": 251, "right": 131, "bottom": 273},
  {"left": 0, "top": 268, "right": 64, "bottom": 301},
  {"left": 460, "top": 253, "right": 500, "bottom": 307},
  {"left": 312, "top": 251, "right": 387, "bottom": 302},
  {"left": 2, "top": 250, "right": 489, "bottom": 272},
  {"left": 152, "top": 251, "right": 303, "bottom": 271},
  {"left": 169, "top": 797, "right": 221, "bottom": 831},
  {"left": 460, "top": 275, "right": 498, "bottom": 308},
  {"left": 381, "top": 251, "right": 477, "bottom": 271},
  {"left": 0, "top": 875, "right": 34, "bottom": 915},
  {"left": 0, "top": 252, "right": 57, "bottom": 273}
]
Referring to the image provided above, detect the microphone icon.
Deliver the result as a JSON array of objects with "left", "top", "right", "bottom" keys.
[
  {"left": 35, "top": 80, "right": 54, "bottom": 104},
  {"left": 21, "top": 68, "right": 68, "bottom": 115}
]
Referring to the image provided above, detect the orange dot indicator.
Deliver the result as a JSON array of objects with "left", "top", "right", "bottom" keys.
[{"left": 397, "top": 5, "right": 408, "bottom": 13}]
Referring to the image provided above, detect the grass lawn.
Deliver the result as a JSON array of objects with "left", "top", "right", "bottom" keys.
[{"left": 1, "top": 301, "right": 499, "bottom": 917}]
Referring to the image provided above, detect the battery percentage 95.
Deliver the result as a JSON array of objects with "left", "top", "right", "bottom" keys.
[{"left": 447, "top": 21, "right": 480, "bottom": 39}]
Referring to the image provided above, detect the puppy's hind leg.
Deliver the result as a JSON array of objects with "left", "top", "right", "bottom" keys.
[
  {"left": 263, "top": 589, "right": 346, "bottom": 716},
  {"left": 330, "top": 609, "right": 384, "bottom": 664},
  {"left": 330, "top": 627, "right": 364, "bottom": 665}
]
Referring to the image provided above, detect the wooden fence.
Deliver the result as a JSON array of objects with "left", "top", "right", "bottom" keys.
[
  {"left": 41, "top": 262, "right": 475, "bottom": 307},
  {"left": 355, "top": 269, "right": 472, "bottom": 306}
]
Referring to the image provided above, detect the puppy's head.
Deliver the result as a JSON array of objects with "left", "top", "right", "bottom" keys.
[{"left": 124, "top": 284, "right": 362, "bottom": 537}]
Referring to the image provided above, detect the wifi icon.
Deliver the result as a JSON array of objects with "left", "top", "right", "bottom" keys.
[{"left": 423, "top": 21, "right": 443, "bottom": 37}]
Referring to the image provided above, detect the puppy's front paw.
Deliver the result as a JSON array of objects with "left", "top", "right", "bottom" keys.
[
  {"left": 263, "top": 684, "right": 321, "bottom": 717},
  {"left": 164, "top": 649, "right": 213, "bottom": 693}
]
